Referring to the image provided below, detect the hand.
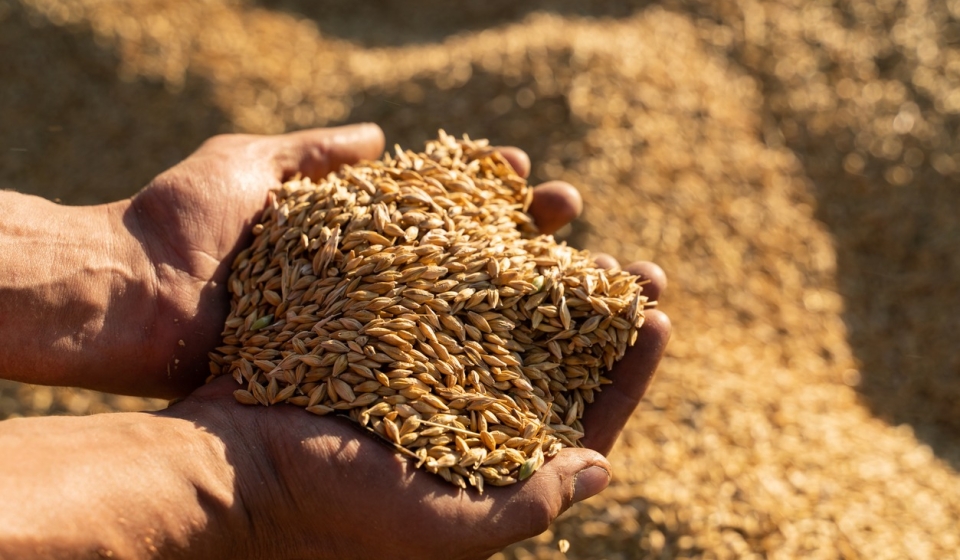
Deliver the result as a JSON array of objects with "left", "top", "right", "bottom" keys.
[
  {"left": 182, "top": 284, "right": 667, "bottom": 559},
  {"left": 168, "top": 151, "right": 671, "bottom": 560},
  {"left": 121, "top": 124, "right": 386, "bottom": 398},
  {"left": 0, "top": 124, "right": 386, "bottom": 398}
]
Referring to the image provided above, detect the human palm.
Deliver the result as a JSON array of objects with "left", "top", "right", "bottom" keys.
[{"left": 117, "top": 126, "right": 386, "bottom": 397}]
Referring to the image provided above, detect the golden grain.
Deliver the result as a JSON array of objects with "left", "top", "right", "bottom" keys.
[{"left": 209, "top": 133, "right": 646, "bottom": 488}]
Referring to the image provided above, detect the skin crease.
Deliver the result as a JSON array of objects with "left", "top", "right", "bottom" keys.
[{"left": 0, "top": 124, "right": 671, "bottom": 560}]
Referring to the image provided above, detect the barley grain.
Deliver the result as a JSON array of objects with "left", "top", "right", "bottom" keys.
[{"left": 210, "top": 133, "right": 646, "bottom": 489}]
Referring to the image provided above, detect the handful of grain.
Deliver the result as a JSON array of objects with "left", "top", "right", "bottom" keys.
[{"left": 209, "top": 131, "right": 648, "bottom": 490}]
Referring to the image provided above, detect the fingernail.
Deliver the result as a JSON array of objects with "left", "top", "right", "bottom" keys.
[{"left": 573, "top": 466, "right": 610, "bottom": 503}]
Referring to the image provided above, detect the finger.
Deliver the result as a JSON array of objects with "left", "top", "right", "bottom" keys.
[
  {"left": 456, "top": 448, "right": 611, "bottom": 548},
  {"left": 624, "top": 261, "right": 667, "bottom": 302},
  {"left": 593, "top": 253, "right": 619, "bottom": 270},
  {"left": 270, "top": 123, "right": 386, "bottom": 180},
  {"left": 494, "top": 147, "right": 531, "bottom": 178},
  {"left": 579, "top": 309, "right": 671, "bottom": 455},
  {"left": 250, "top": 405, "right": 610, "bottom": 557},
  {"left": 528, "top": 181, "right": 582, "bottom": 235}
]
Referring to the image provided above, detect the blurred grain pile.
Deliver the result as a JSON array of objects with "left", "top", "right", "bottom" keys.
[{"left": 1, "top": 0, "right": 959, "bottom": 558}]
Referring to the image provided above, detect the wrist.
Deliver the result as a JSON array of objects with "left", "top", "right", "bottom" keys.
[
  {"left": 0, "top": 408, "right": 247, "bottom": 560},
  {"left": 0, "top": 189, "right": 217, "bottom": 398},
  {"left": 122, "top": 189, "right": 240, "bottom": 398},
  {"left": 0, "top": 194, "right": 157, "bottom": 391}
]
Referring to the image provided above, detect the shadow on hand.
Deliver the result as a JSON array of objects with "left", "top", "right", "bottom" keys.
[{"left": 179, "top": 376, "right": 584, "bottom": 559}]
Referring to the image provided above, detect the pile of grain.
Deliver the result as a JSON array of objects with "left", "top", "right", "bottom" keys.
[
  {"left": 209, "top": 132, "right": 646, "bottom": 488},
  {"left": 3, "top": 0, "right": 960, "bottom": 557}
]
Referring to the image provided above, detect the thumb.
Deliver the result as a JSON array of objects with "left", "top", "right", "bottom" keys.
[
  {"left": 271, "top": 123, "right": 385, "bottom": 180},
  {"left": 481, "top": 448, "right": 611, "bottom": 545}
]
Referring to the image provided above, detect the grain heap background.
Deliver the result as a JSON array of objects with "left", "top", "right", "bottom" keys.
[{"left": 1, "top": 0, "right": 958, "bottom": 557}]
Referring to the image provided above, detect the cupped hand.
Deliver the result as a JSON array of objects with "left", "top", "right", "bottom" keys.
[
  {"left": 179, "top": 275, "right": 667, "bottom": 559},
  {"left": 117, "top": 125, "right": 385, "bottom": 398},
  {"left": 166, "top": 143, "right": 671, "bottom": 560}
]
